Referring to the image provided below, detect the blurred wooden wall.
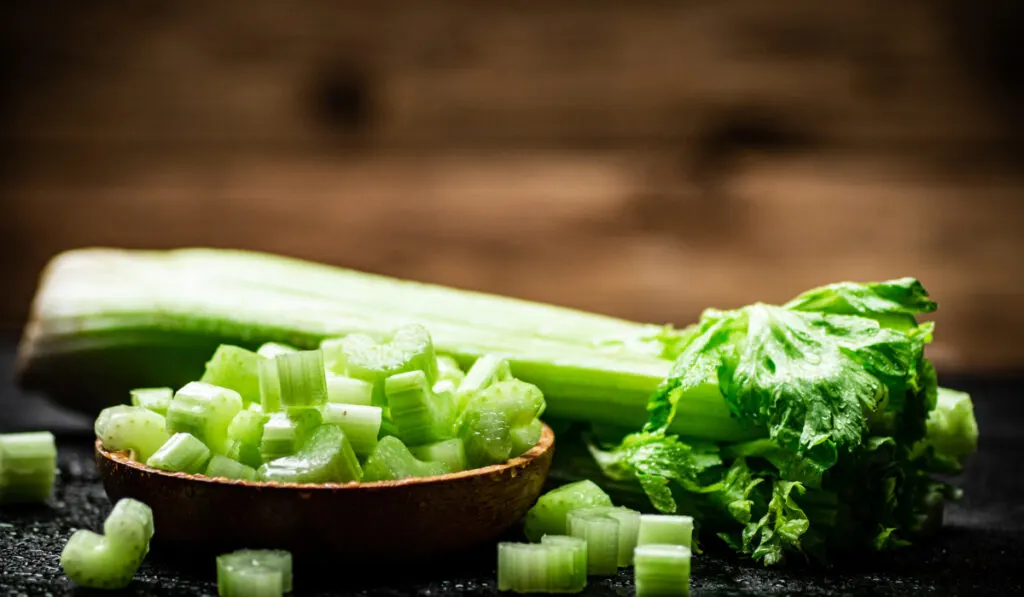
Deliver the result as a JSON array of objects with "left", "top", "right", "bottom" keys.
[{"left": 2, "top": 1, "right": 1023, "bottom": 372}]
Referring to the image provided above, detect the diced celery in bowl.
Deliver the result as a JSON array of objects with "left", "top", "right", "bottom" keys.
[{"left": 92, "top": 326, "right": 555, "bottom": 559}]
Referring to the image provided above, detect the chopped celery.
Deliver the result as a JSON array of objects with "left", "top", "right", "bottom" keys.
[
  {"left": 205, "top": 454, "right": 257, "bottom": 481},
  {"left": 130, "top": 387, "right": 173, "bottom": 416},
  {"left": 540, "top": 535, "right": 588, "bottom": 592},
  {"left": 217, "top": 549, "right": 292, "bottom": 594},
  {"left": 459, "top": 408, "right": 511, "bottom": 468},
  {"left": 637, "top": 515, "right": 694, "bottom": 549},
  {"left": 511, "top": 418, "right": 543, "bottom": 457},
  {"left": 258, "top": 358, "right": 283, "bottom": 413},
  {"left": 321, "top": 324, "right": 439, "bottom": 404},
  {"left": 470, "top": 379, "right": 546, "bottom": 424},
  {"left": 436, "top": 355, "right": 465, "bottom": 384},
  {"left": 259, "top": 409, "right": 322, "bottom": 462},
  {"left": 325, "top": 373, "right": 374, "bottom": 406},
  {"left": 410, "top": 438, "right": 467, "bottom": 473},
  {"left": 498, "top": 541, "right": 585, "bottom": 594},
  {"left": 274, "top": 350, "right": 327, "bottom": 410},
  {"left": 200, "top": 345, "right": 262, "bottom": 405},
  {"left": 257, "top": 342, "right": 298, "bottom": 359},
  {"left": 455, "top": 355, "right": 512, "bottom": 410},
  {"left": 633, "top": 544, "right": 691, "bottom": 597},
  {"left": 569, "top": 506, "right": 641, "bottom": 567},
  {"left": 60, "top": 498, "right": 153, "bottom": 589},
  {"left": 361, "top": 436, "right": 449, "bottom": 482},
  {"left": 226, "top": 409, "right": 266, "bottom": 468},
  {"left": 523, "top": 480, "right": 613, "bottom": 541},
  {"left": 94, "top": 405, "right": 169, "bottom": 462},
  {"left": 218, "top": 564, "right": 281, "bottom": 597},
  {"left": 567, "top": 508, "right": 619, "bottom": 576},
  {"left": 146, "top": 432, "right": 211, "bottom": 474},
  {"left": 384, "top": 370, "right": 456, "bottom": 446},
  {"left": 258, "top": 424, "right": 362, "bottom": 483},
  {"left": 165, "top": 382, "right": 243, "bottom": 454},
  {"left": 320, "top": 403, "right": 382, "bottom": 456},
  {"left": 0, "top": 431, "right": 57, "bottom": 504}
]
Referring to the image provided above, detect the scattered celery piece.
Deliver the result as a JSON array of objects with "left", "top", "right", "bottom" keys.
[
  {"left": 637, "top": 515, "right": 694, "bottom": 549},
  {"left": 130, "top": 387, "right": 173, "bottom": 416},
  {"left": 60, "top": 498, "right": 153, "bottom": 589},
  {"left": 205, "top": 454, "right": 257, "bottom": 481},
  {"left": 523, "top": 480, "right": 613, "bottom": 542},
  {"left": 94, "top": 405, "right": 170, "bottom": 462},
  {"left": 165, "top": 382, "right": 243, "bottom": 454},
  {"left": 569, "top": 506, "right": 641, "bottom": 567},
  {"left": 0, "top": 431, "right": 57, "bottom": 504},
  {"left": 410, "top": 438, "right": 468, "bottom": 473},
  {"left": 320, "top": 403, "right": 382, "bottom": 456},
  {"left": 540, "top": 535, "right": 588, "bottom": 592},
  {"left": 258, "top": 424, "right": 362, "bottom": 483},
  {"left": 498, "top": 541, "right": 585, "bottom": 594},
  {"left": 633, "top": 544, "right": 691, "bottom": 597},
  {"left": 217, "top": 549, "right": 293, "bottom": 595},
  {"left": 567, "top": 508, "right": 620, "bottom": 576},
  {"left": 200, "top": 345, "right": 261, "bottom": 405},
  {"left": 146, "top": 432, "right": 211, "bottom": 474}
]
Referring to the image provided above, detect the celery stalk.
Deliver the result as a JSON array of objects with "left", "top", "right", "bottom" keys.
[{"left": 17, "top": 248, "right": 759, "bottom": 442}]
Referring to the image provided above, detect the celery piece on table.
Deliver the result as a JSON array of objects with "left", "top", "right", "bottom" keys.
[
  {"left": 0, "top": 431, "right": 57, "bottom": 504},
  {"left": 523, "top": 480, "right": 613, "bottom": 542}
]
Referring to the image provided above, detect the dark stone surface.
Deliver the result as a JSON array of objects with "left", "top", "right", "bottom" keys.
[{"left": 2, "top": 336, "right": 1022, "bottom": 596}]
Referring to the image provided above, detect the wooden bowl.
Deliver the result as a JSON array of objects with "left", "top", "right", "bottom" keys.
[{"left": 95, "top": 424, "right": 554, "bottom": 560}]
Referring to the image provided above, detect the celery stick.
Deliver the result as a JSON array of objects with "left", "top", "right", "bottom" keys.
[
  {"left": 325, "top": 373, "right": 374, "bottom": 406},
  {"left": 146, "top": 432, "right": 211, "bottom": 473},
  {"left": 634, "top": 544, "right": 691, "bottom": 597},
  {"left": 205, "top": 454, "right": 257, "bottom": 481},
  {"left": 274, "top": 350, "right": 327, "bottom": 410},
  {"left": 257, "top": 342, "right": 297, "bottom": 359},
  {"left": 130, "top": 387, "right": 173, "bottom": 416},
  {"left": 637, "top": 515, "right": 693, "bottom": 549},
  {"left": 320, "top": 403, "right": 382, "bottom": 456},
  {"left": 567, "top": 508, "right": 619, "bottom": 576},
  {"left": 217, "top": 549, "right": 292, "bottom": 594},
  {"left": 497, "top": 543, "right": 551, "bottom": 594},
  {"left": 540, "top": 535, "right": 588, "bottom": 592},
  {"left": 385, "top": 370, "right": 456, "bottom": 446},
  {"left": 226, "top": 409, "right": 266, "bottom": 468},
  {"left": 523, "top": 480, "right": 613, "bottom": 541},
  {"left": 60, "top": 498, "right": 154, "bottom": 590},
  {"left": 410, "top": 438, "right": 467, "bottom": 473},
  {"left": 259, "top": 409, "right": 322, "bottom": 462},
  {"left": 0, "top": 431, "right": 57, "bottom": 504},
  {"left": 455, "top": 355, "right": 511, "bottom": 410},
  {"left": 571, "top": 506, "right": 641, "bottom": 566},
  {"left": 258, "top": 358, "right": 283, "bottom": 413},
  {"left": 102, "top": 498, "right": 154, "bottom": 553},
  {"left": 94, "top": 405, "right": 169, "bottom": 462},
  {"left": 361, "top": 436, "right": 448, "bottom": 482},
  {"left": 218, "top": 565, "right": 281, "bottom": 597},
  {"left": 200, "top": 345, "right": 262, "bottom": 405},
  {"left": 258, "top": 424, "right": 362, "bottom": 483},
  {"left": 166, "top": 382, "right": 243, "bottom": 454},
  {"left": 321, "top": 324, "right": 439, "bottom": 404}
]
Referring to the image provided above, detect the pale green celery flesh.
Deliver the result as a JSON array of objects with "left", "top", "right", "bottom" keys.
[
  {"left": 217, "top": 550, "right": 293, "bottom": 593},
  {"left": 22, "top": 248, "right": 763, "bottom": 441},
  {"left": 637, "top": 515, "right": 694, "bottom": 549},
  {"left": 633, "top": 544, "right": 691, "bottom": 597},
  {"left": 523, "top": 479, "right": 613, "bottom": 542},
  {"left": 0, "top": 431, "right": 57, "bottom": 503}
]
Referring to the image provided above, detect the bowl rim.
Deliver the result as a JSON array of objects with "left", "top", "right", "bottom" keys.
[{"left": 95, "top": 421, "right": 554, "bottom": 491}]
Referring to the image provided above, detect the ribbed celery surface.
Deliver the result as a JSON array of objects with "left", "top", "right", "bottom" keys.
[
  {"left": 18, "top": 248, "right": 758, "bottom": 442},
  {"left": 0, "top": 431, "right": 57, "bottom": 503}
]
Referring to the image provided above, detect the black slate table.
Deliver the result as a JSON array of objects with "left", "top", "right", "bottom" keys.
[{"left": 1, "top": 336, "right": 1022, "bottom": 596}]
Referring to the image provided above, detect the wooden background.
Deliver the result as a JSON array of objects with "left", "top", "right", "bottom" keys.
[{"left": 2, "top": 1, "right": 1023, "bottom": 373}]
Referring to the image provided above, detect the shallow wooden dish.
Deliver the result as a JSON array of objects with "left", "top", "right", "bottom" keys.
[{"left": 95, "top": 424, "right": 554, "bottom": 560}]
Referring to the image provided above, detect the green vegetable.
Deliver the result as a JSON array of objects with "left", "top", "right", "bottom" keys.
[
  {"left": 511, "top": 419, "right": 544, "bottom": 457},
  {"left": 523, "top": 480, "right": 613, "bottom": 542},
  {"left": 436, "top": 355, "right": 466, "bottom": 385},
  {"left": 205, "top": 454, "right": 258, "bottom": 481},
  {"left": 321, "top": 324, "right": 439, "bottom": 405},
  {"left": 409, "top": 438, "right": 467, "bottom": 473},
  {"left": 589, "top": 278, "right": 978, "bottom": 565},
  {"left": 637, "top": 515, "right": 693, "bottom": 549},
  {"left": 459, "top": 408, "right": 511, "bottom": 468},
  {"left": 256, "top": 342, "right": 297, "bottom": 359},
  {"left": 258, "top": 424, "right": 362, "bottom": 483},
  {"left": 257, "top": 358, "right": 283, "bottom": 413},
  {"left": 539, "top": 535, "right": 588, "bottom": 592},
  {"left": 320, "top": 403, "right": 382, "bottom": 456},
  {"left": 274, "top": 350, "right": 328, "bottom": 410},
  {"left": 633, "top": 544, "right": 691, "bottom": 597},
  {"left": 0, "top": 431, "right": 57, "bottom": 503},
  {"left": 567, "top": 507, "right": 620, "bottom": 575},
  {"left": 225, "top": 409, "right": 266, "bottom": 468},
  {"left": 60, "top": 498, "right": 154, "bottom": 589},
  {"left": 217, "top": 549, "right": 292, "bottom": 595},
  {"left": 385, "top": 370, "right": 456, "bottom": 446},
  {"left": 361, "top": 436, "right": 449, "bottom": 482},
  {"left": 455, "top": 354, "right": 511, "bottom": 410},
  {"left": 325, "top": 373, "right": 374, "bottom": 406},
  {"left": 259, "top": 409, "right": 322, "bottom": 462},
  {"left": 200, "top": 345, "right": 262, "bottom": 405},
  {"left": 146, "top": 432, "right": 211, "bottom": 473},
  {"left": 129, "top": 387, "right": 173, "bottom": 415},
  {"left": 165, "top": 382, "right": 243, "bottom": 454},
  {"left": 498, "top": 540, "right": 586, "bottom": 594},
  {"left": 94, "top": 405, "right": 169, "bottom": 462}
]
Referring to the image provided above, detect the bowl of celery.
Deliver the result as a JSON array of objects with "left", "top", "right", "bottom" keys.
[{"left": 91, "top": 327, "right": 554, "bottom": 559}]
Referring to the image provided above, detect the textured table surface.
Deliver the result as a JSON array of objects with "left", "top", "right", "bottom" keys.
[{"left": 1, "top": 337, "right": 1022, "bottom": 596}]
